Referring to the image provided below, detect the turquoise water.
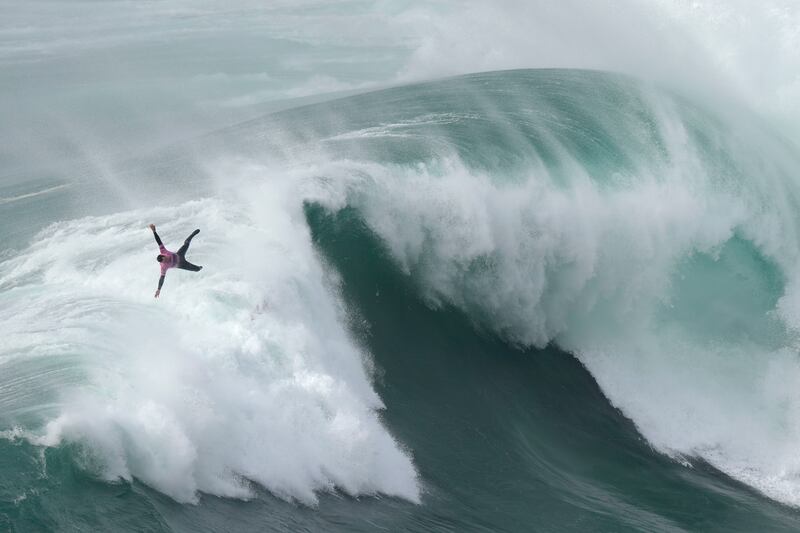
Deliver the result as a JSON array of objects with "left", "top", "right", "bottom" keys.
[{"left": 4, "top": 2, "right": 800, "bottom": 531}]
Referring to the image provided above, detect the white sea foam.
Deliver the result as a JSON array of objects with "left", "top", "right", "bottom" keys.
[{"left": 0, "top": 174, "right": 420, "bottom": 505}]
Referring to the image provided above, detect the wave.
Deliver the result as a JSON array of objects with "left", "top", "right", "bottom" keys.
[
  {"left": 263, "top": 69, "right": 800, "bottom": 506},
  {"left": 3, "top": 68, "right": 800, "bottom": 514}
]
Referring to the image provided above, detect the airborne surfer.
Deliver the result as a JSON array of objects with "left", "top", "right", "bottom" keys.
[{"left": 149, "top": 224, "right": 203, "bottom": 298}]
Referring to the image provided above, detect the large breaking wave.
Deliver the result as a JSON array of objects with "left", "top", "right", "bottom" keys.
[{"left": 3, "top": 68, "right": 800, "bottom": 513}]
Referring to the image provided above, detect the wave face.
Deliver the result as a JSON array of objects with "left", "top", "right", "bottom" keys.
[{"left": 4, "top": 69, "right": 800, "bottom": 531}]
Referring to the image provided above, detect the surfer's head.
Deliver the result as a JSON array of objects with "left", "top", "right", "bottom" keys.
[{"left": 156, "top": 255, "right": 164, "bottom": 263}]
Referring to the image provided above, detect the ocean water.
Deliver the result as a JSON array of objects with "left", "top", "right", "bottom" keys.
[{"left": 3, "top": 2, "right": 800, "bottom": 532}]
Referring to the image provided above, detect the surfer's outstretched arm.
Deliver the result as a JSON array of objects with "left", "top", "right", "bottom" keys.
[
  {"left": 155, "top": 275, "right": 165, "bottom": 298},
  {"left": 149, "top": 224, "right": 163, "bottom": 247}
]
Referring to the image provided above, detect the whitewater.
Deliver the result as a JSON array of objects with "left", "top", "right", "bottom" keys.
[{"left": 3, "top": 1, "right": 800, "bottom": 532}]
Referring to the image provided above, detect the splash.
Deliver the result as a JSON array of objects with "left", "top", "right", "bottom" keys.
[{"left": 0, "top": 176, "right": 420, "bottom": 505}]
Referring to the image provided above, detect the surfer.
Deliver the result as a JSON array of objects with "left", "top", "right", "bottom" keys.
[{"left": 149, "top": 224, "right": 203, "bottom": 298}]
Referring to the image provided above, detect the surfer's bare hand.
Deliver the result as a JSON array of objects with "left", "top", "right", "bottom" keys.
[
  {"left": 154, "top": 289, "right": 160, "bottom": 298},
  {"left": 149, "top": 224, "right": 156, "bottom": 231}
]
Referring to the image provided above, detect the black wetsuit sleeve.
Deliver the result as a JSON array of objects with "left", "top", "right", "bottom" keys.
[
  {"left": 157, "top": 275, "right": 165, "bottom": 291},
  {"left": 153, "top": 230, "right": 163, "bottom": 247}
]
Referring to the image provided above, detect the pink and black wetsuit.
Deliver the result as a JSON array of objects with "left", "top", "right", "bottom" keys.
[
  {"left": 158, "top": 245, "right": 179, "bottom": 275},
  {"left": 154, "top": 228, "right": 202, "bottom": 293}
]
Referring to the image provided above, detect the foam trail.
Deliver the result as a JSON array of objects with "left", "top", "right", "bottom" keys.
[
  {"left": 0, "top": 173, "right": 420, "bottom": 505},
  {"left": 0, "top": 184, "right": 71, "bottom": 205}
]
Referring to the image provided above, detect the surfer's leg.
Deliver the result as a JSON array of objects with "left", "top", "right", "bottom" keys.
[
  {"left": 177, "top": 229, "right": 200, "bottom": 256},
  {"left": 177, "top": 259, "right": 203, "bottom": 272}
]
